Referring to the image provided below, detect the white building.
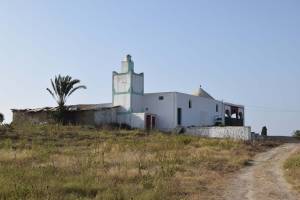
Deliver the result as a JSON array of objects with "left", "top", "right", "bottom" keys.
[
  {"left": 112, "top": 55, "right": 244, "bottom": 131},
  {"left": 12, "top": 55, "right": 245, "bottom": 131}
]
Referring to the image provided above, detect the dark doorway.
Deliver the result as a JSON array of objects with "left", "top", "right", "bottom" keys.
[
  {"left": 146, "top": 115, "right": 151, "bottom": 129},
  {"left": 177, "top": 108, "right": 182, "bottom": 125},
  {"left": 146, "top": 114, "right": 156, "bottom": 130},
  {"left": 152, "top": 116, "right": 156, "bottom": 128}
]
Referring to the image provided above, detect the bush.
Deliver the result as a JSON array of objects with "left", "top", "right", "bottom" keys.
[
  {"left": 261, "top": 126, "right": 267, "bottom": 137},
  {"left": 0, "top": 113, "right": 4, "bottom": 124},
  {"left": 293, "top": 130, "right": 300, "bottom": 138}
]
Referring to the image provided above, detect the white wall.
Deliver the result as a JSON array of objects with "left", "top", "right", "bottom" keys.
[
  {"left": 175, "top": 93, "right": 223, "bottom": 127},
  {"left": 113, "top": 95, "right": 131, "bottom": 112},
  {"left": 132, "top": 73, "right": 144, "bottom": 94},
  {"left": 113, "top": 73, "right": 131, "bottom": 111},
  {"left": 143, "top": 93, "right": 176, "bottom": 130},
  {"left": 116, "top": 112, "right": 145, "bottom": 129},
  {"left": 130, "top": 113, "right": 145, "bottom": 129},
  {"left": 185, "top": 126, "right": 252, "bottom": 141},
  {"left": 113, "top": 73, "right": 131, "bottom": 93},
  {"left": 131, "top": 73, "right": 144, "bottom": 112},
  {"left": 131, "top": 94, "right": 144, "bottom": 113},
  {"left": 143, "top": 92, "right": 224, "bottom": 130},
  {"left": 113, "top": 72, "right": 144, "bottom": 113}
]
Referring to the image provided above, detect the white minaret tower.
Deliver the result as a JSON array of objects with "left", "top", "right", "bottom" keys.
[{"left": 112, "top": 55, "right": 144, "bottom": 116}]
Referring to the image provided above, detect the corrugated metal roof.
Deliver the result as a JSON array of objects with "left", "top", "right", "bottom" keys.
[{"left": 12, "top": 103, "right": 119, "bottom": 113}]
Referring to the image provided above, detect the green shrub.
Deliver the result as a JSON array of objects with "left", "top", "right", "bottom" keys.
[
  {"left": 293, "top": 130, "right": 300, "bottom": 138},
  {"left": 0, "top": 113, "right": 4, "bottom": 124},
  {"left": 261, "top": 126, "right": 267, "bottom": 137}
]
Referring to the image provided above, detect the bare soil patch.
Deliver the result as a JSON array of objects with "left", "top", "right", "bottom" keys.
[{"left": 224, "top": 143, "right": 300, "bottom": 200}]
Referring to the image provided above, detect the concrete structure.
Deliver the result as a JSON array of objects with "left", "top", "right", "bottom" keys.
[
  {"left": 12, "top": 55, "right": 245, "bottom": 132},
  {"left": 112, "top": 55, "right": 244, "bottom": 131},
  {"left": 185, "top": 126, "right": 252, "bottom": 141},
  {"left": 112, "top": 55, "right": 145, "bottom": 128},
  {"left": 143, "top": 92, "right": 224, "bottom": 130}
]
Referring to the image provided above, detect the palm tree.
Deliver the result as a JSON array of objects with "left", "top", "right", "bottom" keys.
[
  {"left": 0, "top": 113, "right": 4, "bottom": 124},
  {"left": 46, "top": 75, "right": 87, "bottom": 122}
]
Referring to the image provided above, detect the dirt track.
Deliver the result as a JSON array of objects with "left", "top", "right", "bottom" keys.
[{"left": 224, "top": 143, "right": 300, "bottom": 200}]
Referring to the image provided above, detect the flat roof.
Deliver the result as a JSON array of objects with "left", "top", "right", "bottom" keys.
[
  {"left": 12, "top": 103, "right": 119, "bottom": 113},
  {"left": 224, "top": 102, "right": 244, "bottom": 108},
  {"left": 145, "top": 92, "right": 244, "bottom": 107}
]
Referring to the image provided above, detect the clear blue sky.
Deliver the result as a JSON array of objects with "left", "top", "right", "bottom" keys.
[{"left": 0, "top": 0, "right": 299, "bottom": 135}]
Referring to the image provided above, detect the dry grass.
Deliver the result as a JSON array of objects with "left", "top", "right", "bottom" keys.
[
  {"left": 284, "top": 151, "right": 300, "bottom": 192},
  {"left": 0, "top": 123, "right": 278, "bottom": 200}
]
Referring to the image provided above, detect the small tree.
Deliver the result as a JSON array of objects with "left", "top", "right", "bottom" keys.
[
  {"left": 46, "top": 75, "right": 87, "bottom": 123},
  {"left": 261, "top": 126, "right": 267, "bottom": 137},
  {"left": 0, "top": 113, "right": 4, "bottom": 124},
  {"left": 293, "top": 130, "right": 300, "bottom": 138}
]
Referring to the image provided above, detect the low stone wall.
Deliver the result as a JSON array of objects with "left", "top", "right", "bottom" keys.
[{"left": 185, "top": 126, "right": 252, "bottom": 141}]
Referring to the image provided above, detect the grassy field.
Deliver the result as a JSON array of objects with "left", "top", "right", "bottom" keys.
[
  {"left": 0, "top": 124, "right": 277, "bottom": 200},
  {"left": 284, "top": 151, "right": 300, "bottom": 192}
]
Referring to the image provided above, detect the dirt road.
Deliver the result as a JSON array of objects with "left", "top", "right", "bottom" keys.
[{"left": 224, "top": 143, "right": 300, "bottom": 200}]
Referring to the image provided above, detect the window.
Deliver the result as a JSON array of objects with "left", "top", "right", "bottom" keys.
[
  {"left": 216, "top": 104, "right": 219, "bottom": 112},
  {"left": 189, "top": 100, "right": 192, "bottom": 108},
  {"left": 159, "top": 96, "right": 164, "bottom": 100},
  {"left": 177, "top": 108, "right": 182, "bottom": 125}
]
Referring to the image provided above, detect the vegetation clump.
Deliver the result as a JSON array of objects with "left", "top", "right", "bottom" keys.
[
  {"left": 261, "top": 126, "right": 268, "bottom": 137},
  {"left": 0, "top": 113, "right": 4, "bottom": 124},
  {"left": 284, "top": 151, "right": 300, "bottom": 192},
  {"left": 293, "top": 130, "right": 300, "bottom": 138}
]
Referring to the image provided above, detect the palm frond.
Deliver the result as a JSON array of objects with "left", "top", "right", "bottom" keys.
[
  {"left": 46, "top": 88, "right": 55, "bottom": 99},
  {"left": 68, "top": 85, "right": 87, "bottom": 96},
  {"left": 47, "top": 74, "right": 87, "bottom": 108},
  {"left": 51, "top": 79, "right": 58, "bottom": 97}
]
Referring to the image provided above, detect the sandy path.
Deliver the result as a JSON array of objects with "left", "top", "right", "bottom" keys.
[{"left": 223, "top": 143, "right": 300, "bottom": 200}]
